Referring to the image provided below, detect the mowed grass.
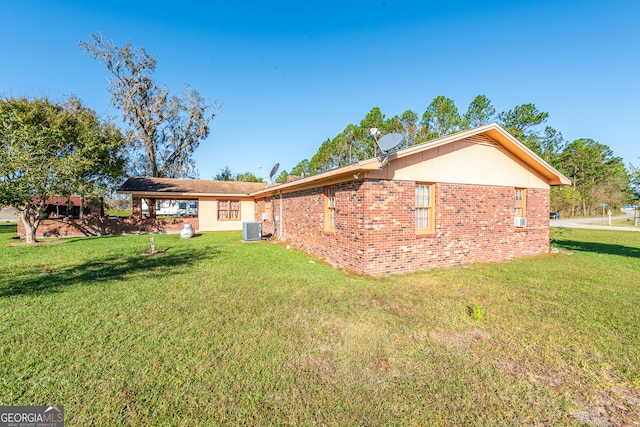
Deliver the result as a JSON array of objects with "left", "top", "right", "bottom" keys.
[
  {"left": 611, "top": 217, "right": 640, "bottom": 228},
  {"left": 0, "top": 224, "right": 639, "bottom": 426},
  {"left": 104, "top": 209, "right": 132, "bottom": 217}
]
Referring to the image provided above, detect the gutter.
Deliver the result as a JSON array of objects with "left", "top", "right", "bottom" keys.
[{"left": 251, "top": 160, "right": 380, "bottom": 197}]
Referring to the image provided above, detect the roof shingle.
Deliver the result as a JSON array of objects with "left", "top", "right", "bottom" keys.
[{"left": 118, "top": 177, "right": 267, "bottom": 196}]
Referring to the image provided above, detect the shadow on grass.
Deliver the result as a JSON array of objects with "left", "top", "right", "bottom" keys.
[
  {"left": 0, "top": 243, "right": 221, "bottom": 298},
  {"left": 0, "top": 223, "right": 17, "bottom": 235},
  {"left": 554, "top": 239, "right": 640, "bottom": 258}
]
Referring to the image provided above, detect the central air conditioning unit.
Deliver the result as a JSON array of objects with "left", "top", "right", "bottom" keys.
[
  {"left": 242, "top": 221, "right": 263, "bottom": 241},
  {"left": 514, "top": 217, "right": 527, "bottom": 227}
]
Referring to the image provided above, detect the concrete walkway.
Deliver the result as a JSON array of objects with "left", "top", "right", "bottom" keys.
[{"left": 550, "top": 211, "right": 640, "bottom": 232}]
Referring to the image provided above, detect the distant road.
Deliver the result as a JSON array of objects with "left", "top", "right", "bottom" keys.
[{"left": 550, "top": 211, "right": 640, "bottom": 232}]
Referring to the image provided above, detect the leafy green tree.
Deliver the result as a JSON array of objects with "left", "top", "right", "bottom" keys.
[
  {"left": 497, "top": 103, "right": 548, "bottom": 153},
  {"left": 214, "top": 167, "right": 263, "bottom": 182},
  {"left": 358, "top": 107, "right": 387, "bottom": 158},
  {"left": 308, "top": 138, "right": 332, "bottom": 174},
  {"left": 385, "top": 115, "right": 404, "bottom": 133},
  {"left": 330, "top": 132, "right": 351, "bottom": 167},
  {"left": 360, "top": 107, "right": 386, "bottom": 130},
  {"left": 0, "top": 97, "right": 126, "bottom": 243},
  {"left": 214, "top": 166, "right": 234, "bottom": 181},
  {"left": 550, "top": 185, "right": 581, "bottom": 215},
  {"left": 539, "top": 126, "right": 566, "bottom": 167},
  {"left": 630, "top": 163, "right": 640, "bottom": 201},
  {"left": 275, "top": 170, "right": 289, "bottom": 184},
  {"left": 559, "top": 138, "right": 628, "bottom": 215},
  {"left": 311, "top": 135, "right": 348, "bottom": 172},
  {"left": 400, "top": 110, "right": 419, "bottom": 147},
  {"left": 342, "top": 124, "right": 366, "bottom": 164},
  {"left": 235, "top": 171, "right": 263, "bottom": 182},
  {"left": 80, "top": 34, "right": 217, "bottom": 179},
  {"left": 301, "top": 107, "right": 426, "bottom": 175},
  {"left": 290, "top": 159, "right": 311, "bottom": 177},
  {"left": 420, "top": 96, "right": 461, "bottom": 140},
  {"left": 463, "top": 95, "right": 495, "bottom": 128}
]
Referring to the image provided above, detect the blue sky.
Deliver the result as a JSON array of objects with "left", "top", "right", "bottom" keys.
[{"left": 2, "top": 0, "right": 638, "bottom": 180}]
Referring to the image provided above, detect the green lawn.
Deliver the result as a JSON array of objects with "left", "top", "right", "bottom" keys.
[
  {"left": 1, "top": 224, "right": 639, "bottom": 426},
  {"left": 610, "top": 217, "right": 640, "bottom": 228},
  {"left": 104, "top": 209, "right": 131, "bottom": 217},
  {"left": 573, "top": 217, "right": 640, "bottom": 228}
]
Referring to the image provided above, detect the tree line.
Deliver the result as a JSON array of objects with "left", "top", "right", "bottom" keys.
[
  {"left": 213, "top": 166, "right": 264, "bottom": 183},
  {"left": 276, "top": 95, "right": 634, "bottom": 216}
]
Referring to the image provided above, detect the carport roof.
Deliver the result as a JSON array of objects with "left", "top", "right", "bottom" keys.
[{"left": 118, "top": 177, "right": 268, "bottom": 198}]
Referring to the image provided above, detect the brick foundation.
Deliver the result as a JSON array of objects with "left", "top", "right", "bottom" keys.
[
  {"left": 17, "top": 216, "right": 199, "bottom": 239},
  {"left": 256, "top": 179, "right": 550, "bottom": 275}
]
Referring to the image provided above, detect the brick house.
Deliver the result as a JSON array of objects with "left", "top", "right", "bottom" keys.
[
  {"left": 22, "top": 123, "right": 570, "bottom": 275},
  {"left": 252, "top": 123, "right": 570, "bottom": 275}
]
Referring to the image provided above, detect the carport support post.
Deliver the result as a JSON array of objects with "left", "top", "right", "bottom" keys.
[
  {"left": 146, "top": 198, "right": 157, "bottom": 219},
  {"left": 132, "top": 197, "right": 143, "bottom": 218}
]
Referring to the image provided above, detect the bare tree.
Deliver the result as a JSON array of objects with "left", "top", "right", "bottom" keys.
[{"left": 80, "top": 33, "right": 219, "bottom": 180}]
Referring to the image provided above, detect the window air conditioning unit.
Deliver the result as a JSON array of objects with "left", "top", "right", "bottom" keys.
[
  {"left": 242, "top": 221, "right": 263, "bottom": 241},
  {"left": 514, "top": 217, "right": 527, "bottom": 227}
]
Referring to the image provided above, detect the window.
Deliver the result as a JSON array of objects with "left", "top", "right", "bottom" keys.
[
  {"left": 514, "top": 189, "right": 526, "bottom": 217},
  {"left": 416, "top": 183, "right": 434, "bottom": 233},
  {"left": 325, "top": 186, "right": 336, "bottom": 231},
  {"left": 218, "top": 200, "right": 240, "bottom": 220}
]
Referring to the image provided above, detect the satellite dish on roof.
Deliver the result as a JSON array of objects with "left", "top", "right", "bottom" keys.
[
  {"left": 373, "top": 132, "right": 405, "bottom": 169},
  {"left": 269, "top": 163, "right": 280, "bottom": 181},
  {"left": 376, "top": 132, "right": 404, "bottom": 153}
]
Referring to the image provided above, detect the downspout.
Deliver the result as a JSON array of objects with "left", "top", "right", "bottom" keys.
[{"left": 270, "top": 195, "right": 277, "bottom": 239}]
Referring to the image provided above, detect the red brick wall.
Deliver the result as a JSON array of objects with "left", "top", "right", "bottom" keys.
[
  {"left": 17, "top": 217, "right": 199, "bottom": 239},
  {"left": 256, "top": 179, "right": 550, "bottom": 275},
  {"left": 360, "top": 181, "right": 549, "bottom": 275},
  {"left": 255, "top": 181, "right": 367, "bottom": 272}
]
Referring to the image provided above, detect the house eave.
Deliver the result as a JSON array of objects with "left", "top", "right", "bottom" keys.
[{"left": 251, "top": 160, "right": 380, "bottom": 197}]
